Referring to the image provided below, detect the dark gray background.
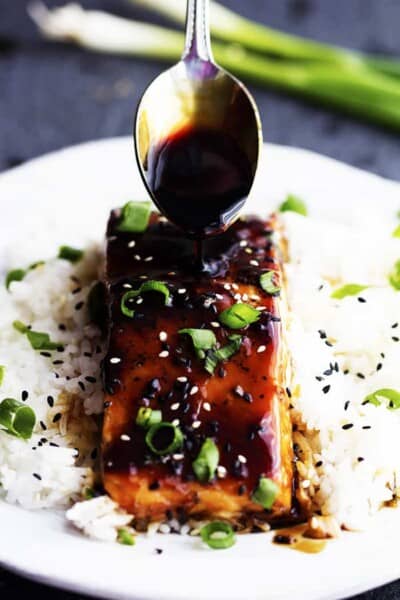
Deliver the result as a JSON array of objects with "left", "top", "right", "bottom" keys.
[{"left": 0, "top": 0, "right": 399, "bottom": 598}]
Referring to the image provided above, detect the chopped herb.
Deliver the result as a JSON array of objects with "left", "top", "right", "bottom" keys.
[
  {"left": 200, "top": 521, "right": 236, "bottom": 550},
  {"left": 179, "top": 328, "right": 217, "bottom": 359},
  {"left": 260, "top": 271, "right": 281, "bottom": 295},
  {"left": 29, "top": 261, "right": 45, "bottom": 270},
  {"left": 58, "top": 246, "right": 84, "bottom": 263},
  {"left": 365, "top": 388, "right": 400, "bottom": 410},
  {"left": 117, "top": 528, "right": 136, "bottom": 546},
  {"left": 136, "top": 407, "right": 162, "bottom": 429},
  {"left": 121, "top": 280, "right": 170, "bottom": 318},
  {"left": 279, "top": 194, "right": 308, "bottom": 216},
  {"left": 0, "top": 398, "right": 36, "bottom": 439},
  {"left": 389, "top": 260, "right": 400, "bottom": 291},
  {"left": 205, "top": 335, "right": 243, "bottom": 375},
  {"left": 331, "top": 284, "right": 369, "bottom": 299},
  {"left": 5, "top": 269, "right": 26, "bottom": 289},
  {"left": 192, "top": 438, "right": 219, "bottom": 482},
  {"left": 145, "top": 422, "right": 183, "bottom": 455},
  {"left": 117, "top": 200, "right": 152, "bottom": 233},
  {"left": 13, "top": 321, "right": 62, "bottom": 351},
  {"left": 219, "top": 303, "right": 260, "bottom": 329},
  {"left": 252, "top": 476, "right": 278, "bottom": 510},
  {"left": 0, "top": 366, "right": 4, "bottom": 386},
  {"left": 84, "top": 487, "right": 95, "bottom": 500}
]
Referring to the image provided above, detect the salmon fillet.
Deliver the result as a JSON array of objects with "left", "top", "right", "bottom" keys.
[{"left": 101, "top": 210, "right": 295, "bottom": 528}]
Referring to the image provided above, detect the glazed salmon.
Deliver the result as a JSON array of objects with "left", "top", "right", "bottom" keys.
[{"left": 101, "top": 209, "right": 295, "bottom": 528}]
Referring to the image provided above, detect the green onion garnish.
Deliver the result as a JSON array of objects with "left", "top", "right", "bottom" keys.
[
  {"left": 279, "top": 194, "right": 308, "bottom": 216},
  {"left": 13, "top": 320, "right": 62, "bottom": 351},
  {"left": 204, "top": 335, "right": 243, "bottom": 375},
  {"left": 392, "top": 225, "right": 400, "bottom": 238},
  {"left": 84, "top": 487, "right": 96, "bottom": 500},
  {"left": 0, "top": 398, "right": 36, "bottom": 440},
  {"left": 117, "top": 200, "right": 152, "bottom": 233},
  {"left": 192, "top": 438, "right": 219, "bottom": 482},
  {"left": 252, "top": 476, "right": 279, "bottom": 510},
  {"left": 219, "top": 303, "right": 260, "bottom": 330},
  {"left": 145, "top": 421, "right": 183, "bottom": 455},
  {"left": 58, "top": 245, "right": 84, "bottom": 263},
  {"left": 117, "top": 528, "right": 136, "bottom": 546},
  {"left": 179, "top": 328, "right": 217, "bottom": 359},
  {"left": 5, "top": 269, "right": 26, "bottom": 290},
  {"left": 260, "top": 271, "right": 281, "bottom": 295},
  {"left": 88, "top": 281, "right": 107, "bottom": 332},
  {"left": 365, "top": 388, "right": 400, "bottom": 410},
  {"left": 389, "top": 260, "right": 400, "bottom": 291},
  {"left": 121, "top": 280, "right": 170, "bottom": 318},
  {"left": 200, "top": 521, "right": 236, "bottom": 550},
  {"left": 331, "top": 284, "right": 369, "bottom": 299},
  {"left": 0, "top": 366, "right": 5, "bottom": 387},
  {"left": 136, "top": 407, "right": 162, "bottom": 429}
]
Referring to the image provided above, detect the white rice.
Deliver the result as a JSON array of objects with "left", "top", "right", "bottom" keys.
[{"left": 0, "top": 207, "right": 399, "bottom": 539}]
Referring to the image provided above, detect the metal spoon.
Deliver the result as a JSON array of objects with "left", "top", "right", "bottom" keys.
[{"left": 134, "top": 0, "right": 262, "bottom": 238}]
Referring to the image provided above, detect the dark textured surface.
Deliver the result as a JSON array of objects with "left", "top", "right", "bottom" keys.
[{"left": 0, "top": 0, "right": 399, "bottom": 598}]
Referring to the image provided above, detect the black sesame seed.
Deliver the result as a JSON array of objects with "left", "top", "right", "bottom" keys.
[
  {"left": 72, "top": 287, "right": 82, "bottom": 295},
  {"left": 315, "top": 376, "right": 324, "bottom": 382},
  {"left": 357, "top": 373, "right": 365, "bottom": 380},
  {"left": 75, "top": 301, "right": 84, "bottom": 310},
  {"left": 149, "top": 480, "right": 160, "bottom": 490},
  {"left": 392, "top": 337, "right": 399, "bottom": 342},
  {"left": 85, "top": 376, "right": 96, "bottom": 383},
  {"left": 33, "top": 473, "right": 42, "bottom": 480},
  {"left": 286, "top": 387, "right": 292, "bottom": 398},
  {"left": 315, "top": 460, "right": 323, "bottom": 468},
  {"left": 155, "top": 548, "right": 163, "bottom": 555},
  {"left": 362, "top": 425, "right": 372, "bottom": 430},
  {"left": 381, "top": 352, "right": 385, "bottom": 358},
  {"left": 392, "top": 323, "right": 399, "bottom": 329},
  {"left": 78, "top": 381, "right": 85, "bottom": 391},
  {"left": 84, "top": 352, "right": 92, "bottom": 358},
  {"left": 40, "top": 352, "right": 51, "bottom": 358},
  {"left": 52, "top": 413, "right": 62, "bottom": 423},
  {"left": 376, "top": 363, "right": 382, "bottom": 371},
  {"left": 343, "top": 369, "right": 349, "bottom": 375},
  {"left": 58, "top": 324, "right": 66, "bottom": 331},
  {"left": 52, "top": 360, "right": 64, "bottom": 365},
  {"left": 39, "top": 421, "right": 47, "bottom": 430},
  {"left": 21, "top": 390, "right": 29, "bottom": 401},
  {"left": 344, "top": 400, "right": 350, "bottom": 411},
  {"left": 49, "top": 442, "right": 59, "bottom": 447},
  {"left": 357, "top": 457, "right": 365, "bottom": 462},
  {"left": 318, "top": 330, "right": 327, "bottom": 339},
  {"left": 47, "top": 395, "right": 54, "bottom": 407},
  {"left": 325, "top": 341, "right": 333, "bottom": 347},
  {"left": 358, "top": 297, "right": 366, "bottom": 303},
  {"left": 342, "top": 423, "right": 354, "bottom": 430},
  {"left": 322, "top": 385, "right": 331, "bottom": 394},
  {"left": 323, "top": 369, "right": 333, "bottom": 376}
]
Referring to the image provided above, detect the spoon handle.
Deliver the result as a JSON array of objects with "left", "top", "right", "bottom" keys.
[{"left": 183, "top": 0, "right": 213, "bottom": 62}]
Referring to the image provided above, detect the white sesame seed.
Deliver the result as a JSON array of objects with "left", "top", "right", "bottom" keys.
[
  {"left": 190, "top": 385, "right": 199, "bottom": 396},
  {"left": 210, "top": 321, "right": 220, "bottom": 328},
  {"left": 171, "top": 402, "right": 180, "bottom": 411},
  {"left": 203, "top": 298, "right": 214, "bottom": 308},
  {"left": 120, "top": 434, "right": 131, "bottom": 441},
  {"left": 302, "top": 479, "right": 311, "bottom": 489},
  {"left": 178, "top": 288, "right": 187, "bottom": 294},
  {"left": 107, "top": 461, "right": 113, "bottom": 467},
  {"left": 203, "top": 402, "right": 211, "bottom": 412},
  {"left": 159, "top": 524, "right": 171, "bottom": 534},
  {"left": 224, "top": 283, "right": 232, "bottom": 290},
  {"left": 136, "top": 297, "right": 143, "bottom": 304},
  {"left": 159, "top": 350, "right": 169, "bottom": 358},
  {"left": 128, "top": 240, "right": 136, "bottom": 248},
  {"left": 257, "top": 345, "right": 267, "bottom": 353},
  {"left": 172, "top": 453, "right": 184, "bottom": 461},
  {"left": 159, "top": 331, "right": 168, "bottom": 342},
  {"left": 217, "top": 465, "right": 227, "bottom": 478},
  {"left": 122, "top": 283, "right": 133, "bottom": 289},
  {"left": 215, "top": 293, "right": 223, "bottom": 300},
  {"left": 168, "top": 271, "right": 176, "bottom": 276},
  {"left": 239, "top": 240, "right": 247, "bottom": 247},
  {"left": 180, "top": 524, "right": 190, "bottom": 535},
  {"left": 177, "top": 376, "right": 188, "bottom": 383},
  {"left": 234, "top": 293, "right": 242, "bottom": 301},
  {"left": 256, "top": 306, "right": 266, "bottom": 311},
  {"left": 238, "top": 454, "right": 247, "bottom": 464},
  {"left": 192, "top": 420, "right": 201, "bottom": 429},
  {"left": 250, "top": 295, "right": 261, "bottom": 301},
  {"left": 139, "top": 275, "right": 148, "bottom": 280},
  {"left": 250, "top": 259, "right": 259, "bottom": 266},
  {"left": 232, "top": 283, "right": 239, "bottom": 291},
  {"left": 110, "top": 357, "right": 121, "bottom": 364},
  {"left": 242, "top": 293, "right": 249, "bottom": 302},
  {"left": 172, "top": 419, "right": 180, "bottom": 427},
  {"left": 134, "top": 254, "right": 141, "bottom": 261},
  {"left": 245, "top": 247, "right": 253, "bottom": 254}
]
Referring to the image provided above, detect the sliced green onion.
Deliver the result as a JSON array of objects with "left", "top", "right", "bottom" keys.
[
  {"left": 192, "top": 438, "right": 219, "bottom": 482},
  {"left": 252, "top": 476, "right": 279, "bottom": 510},
  {"left": 118, "top": 200, "right": 152, "bottom": 233},
  {"left": 145, "top": 422, "right": 183, "bottom": 455},
  {"left": 204, "top": 335, "right": 242, "bottom": 375},
  {"left": 0, "top": 366, "right": 4, "bottom": 386},
  {"left": 121, "top": 280, "right": 170, "bottom": 318},
  {"left": 58, "top": 245, "right": 84, "bottom": 263},
  {"left": 219, "top": 303, "right": 260, "bottom": 330},
  {"left": 136, "top": 407, "right": 162, "bottom": 429},
  {"left": 279, "top": 194, "right": 308, "bottom": 216},
  {"left": 200, "top": 521, "right": 236, "bottom": 550},
  {"left": 392, "top": 225, "right": 400, "bottom": 238},
  {"left": 365, "top": 388, "right": 400, "bottom": 410},
  {"left": 331, "top": 284, "right": 369, "bottom": 299},
  {"left": 29, "top": 261, "right": 45, "bottom": 270},
  {"left": 88, "top": 281, "right": 107, "bottom": 332},
  {"left": 117, "top": 528, "right": 136, "bottom": 546},
  {"left": 260, "top": 271, "right": 281, "bottom": 295},
  {"left": 0, "top": 398, "right": 36, "bottom": 440},
  {"left": 389, "top": 260, "right": 400, "bottom": 291},
  {"left": 84, "top": 487, "right": 96, "bottom": 500},
  {"left": 13, "top": 321, "right": 62, "bottom": 351},
  {"left": 179, "top": 328, "right": 217, "bottom": 359},
  {"left": 5, "top": 269, "right": 26, "bottom": 290}
]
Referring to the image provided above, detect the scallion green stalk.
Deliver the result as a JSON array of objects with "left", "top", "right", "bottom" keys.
[{"left": 29, "top": 3, "right": 400, "bottom": 131}]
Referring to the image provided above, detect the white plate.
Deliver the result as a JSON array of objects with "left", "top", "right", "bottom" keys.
[{"left": 0, "top": 138, "right": 399, "bottom": 600}]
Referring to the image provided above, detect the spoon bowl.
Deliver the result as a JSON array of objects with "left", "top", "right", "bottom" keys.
[{"left": 134, "top": 0, "right": 262, "bottom": 238}]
